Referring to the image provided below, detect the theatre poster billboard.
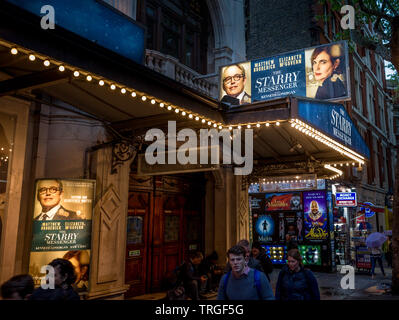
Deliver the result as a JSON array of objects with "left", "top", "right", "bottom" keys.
[
  {"left": 219, "top": 41, "right": 349, "bottom": 107},
  {"left": 29, "top": 179, "right": 95, "bottom": 293},
  {"left": 303, "top": 191, "right": 328, "bottom": 241}
]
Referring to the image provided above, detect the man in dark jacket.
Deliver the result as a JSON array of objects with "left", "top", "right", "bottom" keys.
[{"left": 179, "top": 252, "right": 207, "bottom": 300}]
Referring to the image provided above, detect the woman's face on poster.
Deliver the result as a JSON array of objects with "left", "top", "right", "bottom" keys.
[{"left": 312, "top": 50, "right": 338, "bottom": 83}]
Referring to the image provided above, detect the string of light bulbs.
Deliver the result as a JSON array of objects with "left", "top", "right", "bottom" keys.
[
  {"left": 4, "top": 41, "right": 369, "bottom": 170},
  {"left": 290, "top": 119, "right": 365, "bottom": 165}
]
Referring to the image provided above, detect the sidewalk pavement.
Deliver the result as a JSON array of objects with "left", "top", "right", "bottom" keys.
[
  {"left": 205, "top": 265, "right": 398, "bottom": 301},
  {"left": 266, "top": 265, "right": 399, "bottom": 300}
]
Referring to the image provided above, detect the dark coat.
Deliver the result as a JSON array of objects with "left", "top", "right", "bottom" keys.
[
  {"left": 35, "top": 206, "right": 78, "bottom": 220},
  {"left": 315, "top": 75, "right": 346, "bottom": 100},
  {"left": 29, "top": 286, "right": 80, "bottom": 301},
  {"left": 275, "top": 265, "right": 320, "bottom": 300}
]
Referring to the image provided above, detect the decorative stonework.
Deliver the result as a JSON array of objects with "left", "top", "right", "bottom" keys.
[{"left": 97, "top": 185, "right": 122, "bottom": 283}]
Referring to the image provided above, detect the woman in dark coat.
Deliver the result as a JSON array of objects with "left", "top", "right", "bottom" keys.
[
  {"left": 275, "top": 249, "right": 320, "bottom": 300},
  {"left": 310, "top": 44, "right": 346, "bottom": 100},
  {"left": 29, "top": 258, "right": 80, "bottom": 300}
]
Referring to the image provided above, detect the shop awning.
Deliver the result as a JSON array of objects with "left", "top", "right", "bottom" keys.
[{"left": 223, "top": 97, "right": 369, "bottom": 180}]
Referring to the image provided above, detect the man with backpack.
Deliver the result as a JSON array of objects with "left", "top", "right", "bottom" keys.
[{"left": 217, "top": 245, "right": 274, "bottom": 300}]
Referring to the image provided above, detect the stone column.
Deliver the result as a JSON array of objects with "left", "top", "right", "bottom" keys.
[
  {"left": 235, "top": 175, "right": 249, "bottom": 241},
  {"left": 208, "top": 167, "right": 250, "bottom": 264},
  {"left": 86, "top": 146, "right": 131, "bottom": 300}
]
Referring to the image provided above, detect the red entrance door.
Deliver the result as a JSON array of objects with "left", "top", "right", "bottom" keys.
[{"left": 125, "top": 174, "right": 204, "bottom": 298}]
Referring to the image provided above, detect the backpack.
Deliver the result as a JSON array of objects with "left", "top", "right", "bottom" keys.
[{"left": 223, "top": 269, "right": 262, "bottom": 300}]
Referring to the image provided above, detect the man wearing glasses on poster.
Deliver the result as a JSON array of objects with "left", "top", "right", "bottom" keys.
[
  {"left": 221, "top": 64, "right": 251, "bottom": 106},
  {"left": 34, "top": 179, "right": 78, "bottom": 221}
]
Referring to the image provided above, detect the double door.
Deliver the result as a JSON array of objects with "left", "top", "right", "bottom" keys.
[{"left": 125, "top": 175, "right": 204, "bottom": 297}]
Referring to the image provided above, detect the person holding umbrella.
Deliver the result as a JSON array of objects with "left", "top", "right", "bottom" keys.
[{"left": 366, "top": 232, "right": 387, "bottom": 279}]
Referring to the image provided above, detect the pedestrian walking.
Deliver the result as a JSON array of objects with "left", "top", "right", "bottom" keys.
[
  {"left": 275, "top": 249, "right": 320, "bottom": 300},
  {"left": 251, "top": 241, "right": 273, "bottom": 281},
  {"left": 370, "top": 247, "right": 386, "bottom": 279},
  {"left": 385, "top": 236, "right": 393, "bottom": 268},
  {"left": 217, "top": 245, "right": 274, "bottom": 300},
  {"left": 1, "top": 274, "right": 34, "bottom": 300},
  {"left": 224, "top": 239, "right": 264, "bottom": 273},
  {"left": 29, "top": 258, "right": 80, "bottom": 300}
]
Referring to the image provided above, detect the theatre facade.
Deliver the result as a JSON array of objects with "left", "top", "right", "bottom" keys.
[{"left": 0, "top": 1, "right": 370, "bottom": 299}]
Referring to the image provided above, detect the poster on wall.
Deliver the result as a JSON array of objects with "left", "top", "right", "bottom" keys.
[
  {"left": 277, "top": 212, "right": 304, "bottom": 242},
  {"left": 250, "top": 194, "right": 266, "bottom": 215},
  {"left": 303, "top": 191, "right": 328, "bottom": 241},
  {"left": 253, "top": 214, "right": 278, "bottom": 242},
  {"left": 29, "top": 179, "right": 95, "bottom": 293},
  {"left": 219, "top": 41, "right": 349, "bottom": 107},
  {"left": 265, "top": 192, "right": 302, "bottom": 211}
]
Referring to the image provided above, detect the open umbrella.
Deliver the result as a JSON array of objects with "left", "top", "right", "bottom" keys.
[{"left": 365, "top": 232, "right": 387, "bottom": 248}]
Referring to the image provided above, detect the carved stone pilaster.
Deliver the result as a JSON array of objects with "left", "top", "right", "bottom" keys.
[
  {"left": 86, "top": 145, "right": 132, "bottom": 300},
  {"left": 236, "top": 176, "right": 249, "bottom": 241}
]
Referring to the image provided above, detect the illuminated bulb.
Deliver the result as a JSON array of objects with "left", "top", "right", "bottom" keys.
[
  {"left": 110, "top": 84, "right": 116, "bottom": 90},
  {"left": 229, "top": 126, "right": 233, "bottom": 130},
  {"left": 121, "top": 88, "right": 127, "bottom": 94},
  {"left": 247, "top": 124, "right": 251, "bottom": 128},
  {"left": 340, "top": 164, "right": 343, "bottom": 167},
  {"left": 175, "top": 109, "right": 180, "bottom": 113},
  {"left": 265, "top": 123, "right": 270, "bottom": 127},
  {"left": 59, "top": 65, "right": 65, "bottom": 72},
  {"left": 194, "top": 117, "right": 199, "bottom": 121},
  {"left": 256, "top": 123, "right": 260, "bottom": 128},
  {"left": 43, "top": 60, "right": 50, "bottom": 67},
  {"left": 86, "top": 75, "right": 92, "bottom": 81},
  {"left": 291, "top": 123, "right": 295, "bottom": 127},
  {"left": 218, "top": 125, "right": 222, "bottom": 129},
  {"left": 238, "top": 125, "right": 242, "bottom": 129},
  {"left": 346, "top": 163, "right": 349, "bottom": 166},
  {"left": 188, "top": 114, "right": 193, "bottom": 118},
  {"left": 73, "top": 71, "right": 80, "bottom": 77},
  {"left": 167, "top": 106, "right": 172, "bottom": 110},
  {"left": 213, "top": 123, "right": 217, "bottom": 128},
  {"left": 99, "top": 80, "right": 104, "bottom": 86},
  {"left": 29, "top": 54, "right": 36, "bottom": 61},
  {"left": 151, "top": 99, "right": 156, "bottom": 104},
  {"left": 352, "top": 163, "right": 355, "bottom": 166},
  {"left": 10, "top": 48, "right": 18, "bottom": 55},
  {"left": 208, "top": 121, "right": 212, "bottom": 126},
  {"left": 131, "top": 92, "right": 136, "bottom": 97},
  {"left": 201, "top": 119, "right": 206, "bottom": 123},
  {"left": 142, "top": 96, "right": 147, "bottom": 101},
  {"left": 182, "top": 111, "right": 186, "bottom": 116}
]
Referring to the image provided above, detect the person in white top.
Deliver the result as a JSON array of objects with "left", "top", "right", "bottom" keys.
[{"left": 369, "top": 246, "right": 386, "bottom": 279}]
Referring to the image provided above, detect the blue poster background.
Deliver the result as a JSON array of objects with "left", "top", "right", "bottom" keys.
[
  {"left": 251, "top": 52, "right": 306, "bottom": 102},
  {"left": 303, "top": 191, "right": 328, "bottom": 240},
  {"left": 255, "top": 215, "right": 275, "bottom": 242}
]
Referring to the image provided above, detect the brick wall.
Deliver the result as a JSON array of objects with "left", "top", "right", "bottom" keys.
[{"left": 246, "top": 0, "right": 315, "bottom": 59}]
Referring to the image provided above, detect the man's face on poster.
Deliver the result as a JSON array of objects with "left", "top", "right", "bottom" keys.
[
  {"left": 37, "top": 180, "right": 62, "bottom": 211},
  {"left": 222, "top": 65, "right": 246, "bottom": 97},
  {"left": 310, "top": 201, "right": 319, "bottom": 215}
]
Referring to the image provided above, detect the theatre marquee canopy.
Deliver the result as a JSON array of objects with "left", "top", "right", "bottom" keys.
[{"left": 223, "top": 97, "right": 369, "bottom": 182}]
